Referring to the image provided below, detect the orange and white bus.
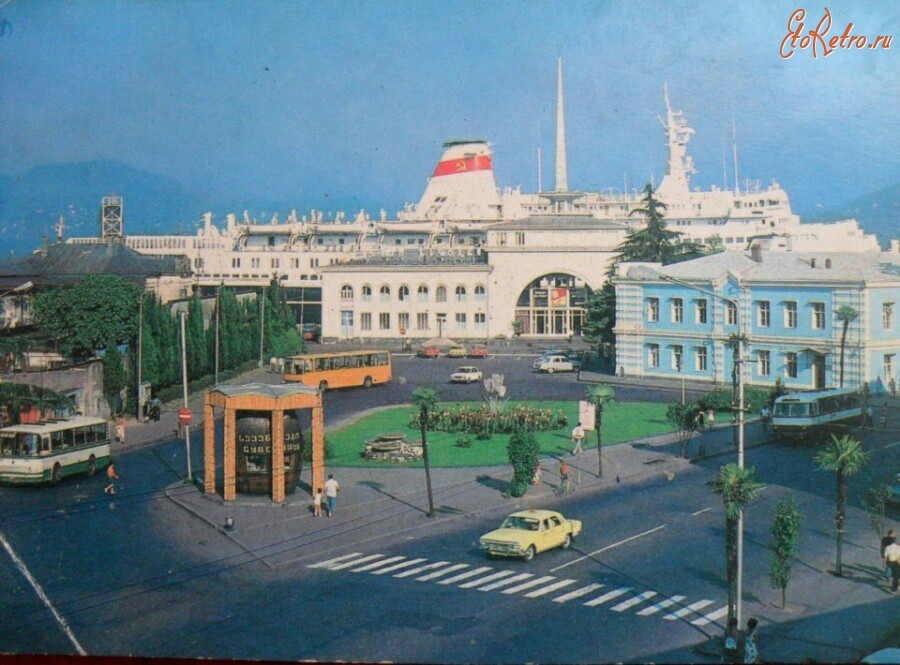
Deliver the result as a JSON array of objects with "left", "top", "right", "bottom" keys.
[{"left": 283, "top": 350, "right": 392, "bottom": 391}]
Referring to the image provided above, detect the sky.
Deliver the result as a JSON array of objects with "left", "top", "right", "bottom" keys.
[{"left": 1, "top": 0, "right": 898, "bottom": 218}]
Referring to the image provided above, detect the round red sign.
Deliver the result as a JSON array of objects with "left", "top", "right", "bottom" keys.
[{"left": 177, "top": 407, "right": 192, "bottom": 425}]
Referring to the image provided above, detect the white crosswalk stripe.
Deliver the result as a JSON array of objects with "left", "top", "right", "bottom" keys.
[
  {"left": 307, "top": 552, "right": 364, "bottom": 569},
  {"left": 663, "top": 599, "right": 714, "bottom": 620},
  {"left": 329, "top": 554, "right": 386, "bottom": 571},
  {"left": 584, "top": 587, "right": 631, "bottom": 607},
  {"left": 477, "top": 573, "right": 534, "bottom": 592},
  {"left": 552, "top": 584, "right": 604, "bottom": 603},
  {"left": 691, "top": 606, "right": 729, "bottom": 626},
  {"left": 502, "top": 576, "right": 556, "bottom": 595},
  {"left": 350, "top": 556, "right": 406, "bottom": 573},
  {"left": 611, "top": 591, "right": 657, "bottom": 612},
  {"left": 524, "top": 579, "right": 577, "bottom": 598},
  {"left": 637, "top": 595, "right": 686, "bottom": 616},
  {"left": 458, "top": 570, "right": 517, "bottom": 589},
  {"left": 438, "top": 567, "right": 493, "bottom": 585},
  {"left": 393, "top": 561, "right": 450, "bottom": 578},
  {"left": 371, "top": 558, "right": 427, "bottom": 575},
  {"left": 415, "top": 563, "right": 468, "bottom": 581}
]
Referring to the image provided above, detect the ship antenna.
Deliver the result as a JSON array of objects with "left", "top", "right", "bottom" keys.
[
  {"left": 721, "top": 131, "right": 728, "bottom": 190},
  {"left": 537, "top": 146, "right": 543, "bottom": 191},
  {"left": 732, "top": 118, "right": 740, "bottom": 195}
]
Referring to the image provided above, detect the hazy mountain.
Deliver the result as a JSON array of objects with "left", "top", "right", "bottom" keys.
[{"left": 801, "top": 183, "right": 899, "bottom": 247}]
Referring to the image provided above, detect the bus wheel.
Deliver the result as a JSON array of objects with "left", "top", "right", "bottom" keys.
[
  {"left": 318, "top": 381, "right": 328, "bottom": 392},
  {"left": 87, "top": 456, "right": 97, "bottom": 477},
  {"left": 363, "top": 376, "right": 373, "bottom": 388},
  {"left": 51, "top": 463, "right": 62, "bottom": 484}
]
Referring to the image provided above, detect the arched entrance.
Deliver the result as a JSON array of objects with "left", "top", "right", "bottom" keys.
[{"left": 514, "top": 273, "right": 592, "bottom": 337}]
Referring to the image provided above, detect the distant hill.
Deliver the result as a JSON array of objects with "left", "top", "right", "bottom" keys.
[{"left": 803, "top": 183, "right": 899, "bottom": 248}]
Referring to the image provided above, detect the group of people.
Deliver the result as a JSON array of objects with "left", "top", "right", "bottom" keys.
[
  {"left": 313, "top": 474, "right": 340, "bottom": 517},
  {"left": 722, "top": 617, "right": 760, "bottom": 663}
]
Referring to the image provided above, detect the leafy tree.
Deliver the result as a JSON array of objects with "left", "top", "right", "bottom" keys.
[
  {"left": 666, "top": 402, "right": 700, "bottom": 459},
  {"left": 769, "top": 498, "right": 802, "bottom": 608},
  {"left": 863, "top": 484, "right": 891, "bottom": 541},
  {"left": 704, "top": 234, "right": 725, "bottom": 255},
  {"left": 581, "top": 283, "right": 616, "bottom": 359},
  {"left": 412, "top": 387, "right": 438, "bottom": 517},
  {"left": 711, "top": 463, "right": 763, "bottom": 626},
  {"left": 102, "top": 337, "right": 127, "bottom": 414},
  {"left": 33, "top": 275, "right": 142, "bottom": 357},
  {"left": 0, "top": 383, "right": 74, "bottom": 425},
  {"left": 0, "top": 336, "right": 31, "bottom": 373},
  {"left": 585, "top": 384, "right": 615, "bottom": 477},
  {"left": 506, "top": 428, "right": 539, "bottom": 498},
  {"left": 185, "top": 295, "right": 208, "bottom": 380},
  {"left": 835, "top": 305, "right": 859, "bottom": 387},
  {"left": 767, "top": 376, "right": 788, "bottom": 409},
  {"left": 814, "top": 434, "right": 867, "bottom": 576}
]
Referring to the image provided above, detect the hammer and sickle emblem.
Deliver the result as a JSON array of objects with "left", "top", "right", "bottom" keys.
[{"left": 455, "top": 159, "right": 467, "bottom": 171}]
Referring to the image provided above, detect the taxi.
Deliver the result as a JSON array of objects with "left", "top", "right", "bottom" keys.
[{"left": 479, "top": 509, "right": 582, "bottom": 561}]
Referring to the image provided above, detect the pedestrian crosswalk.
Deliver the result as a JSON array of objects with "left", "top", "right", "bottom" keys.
[{"left": 308, "top": 551, "right": 728, "bottom": 627}]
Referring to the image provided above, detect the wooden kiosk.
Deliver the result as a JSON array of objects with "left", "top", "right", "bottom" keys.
[{"left": 203, "top": 383, "right": 324, "bottom": 503}]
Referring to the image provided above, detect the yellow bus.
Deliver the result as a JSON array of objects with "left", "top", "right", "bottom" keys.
[
  {"left": 0, "top": 416, "right": 111, "bottom": 484},
  {"left": 284, "top": 350, "right": 392, "bottom": 391}
]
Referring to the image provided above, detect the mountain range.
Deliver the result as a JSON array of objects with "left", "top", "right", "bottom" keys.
[{"left": 0, "top": 161, "right": 896, "bottom": 257}]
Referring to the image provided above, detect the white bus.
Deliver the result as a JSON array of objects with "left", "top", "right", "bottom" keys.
[
  {"left": 0, "top": 416, "right": 112, "bottom": 484},
  {"left": 772, "top": 388, "right": 862, "bottom": 444}
]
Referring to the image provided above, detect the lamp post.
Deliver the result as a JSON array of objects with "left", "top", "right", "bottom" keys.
[{"left": 179, "top": 310, "right": 192, "bottom": 481}]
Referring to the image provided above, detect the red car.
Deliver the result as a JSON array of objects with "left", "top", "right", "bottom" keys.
[
  {"left": 468, "top": 345, "right": 489, "bottom": 358},
  {"left": 417, "top": 346, "right": 440, "bottom": 358}
]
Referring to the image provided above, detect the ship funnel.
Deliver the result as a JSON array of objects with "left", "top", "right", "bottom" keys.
[{"left": 412, "top": 140, "right": 501, "bottom": 221}]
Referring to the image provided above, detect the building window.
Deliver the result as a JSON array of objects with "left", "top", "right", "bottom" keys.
[
  {"left": 417, "top": 285, "right": 429, "bottom": 302},
  {"left": 455, "top": 312, "right": 467, "bottom": 330},
  {"left": 290, "top": 258, "right": 300, "bottom": 269},
  {"left": 398, "top": 285, "right": 410, "bottom": 302},
  {"left": 496, "top": 233, "right": 507, "bottom": 246},
  {"left": 757, "top": 301, "right": 770, "bottom": 328},
  {"left": 672, "top": 345, "right": 683, "bottom": 371},
  {"left": 726, "top": 301, "right": 738, "bottom": 326},
  {"left": 474, "top": 312, "right": 486, "bottom": 329},
  {"left": 812, "top": 302, "right": 825, "bottom": 330},
  {"left": 885, "top": 354, "right": 895, "bottom": 380},
  {"left": 398, "top": 312, "right": 410, "bottom": 331},
  {"left": 474, "top": 285, "right": 486, "bottom": 300},
  {"left": 696, "top": 299, "right": 708, "bottom": 324},
  {"left": 648, "top": 344, "right": 659, "bottom": 368},
  {"left": 360, "top": 312, "right": 372, "bottom": 331},
  {"left": 271, "top": 258, "right": 280, "bottom": 269},
  {"left": 784, "top": 301, "right": 797, "bottom": 329},
  {"left": 379, "top": 285, "right": 391, "bottom": 301},
  {"left": 758, "top": 350, "right": 770, "bottom": 376},
  {"left": 416, "top": 312, "right": 429, "bottom": 330},
  {"left": 379, "top": 312, "right": 390, "bottom": 330},
  {"left": 695, "top": 347, "right": 708, "bottom": 371},
  {"left": 671, "top": 298, "right": 683, "bottom": 324},
  {"left": 436, "top": 286, "right": 447, "bottom": 303},
  {"left": 232, "top": 258, "right": 241, "bottom": 268},
  {"left": 515, "top": 232, "right": 525, "bottom": 246},
  {"left": 361, "top": 285, "right": 372, "bottom": 302},
  {"left": 455, "top": 285, "right": 467, "bottom": 302},
  {"left": 340, "top": 285, "right": 353, "bottom": 300},
  {"left": 340, "top": 310, "right": 353, "bottom": 332},
  {"left": 310, "top": 258, "right": 319, "bottom": 268},
  {"left": 251, "top": 258, "right": 260, "bottom": 268},
  {"left": 646, "top": 298, "right": 659, "bottom": 322},
  {"left": 884, "top": 303, "right": 894, "bottom": 330},
  {"left": 785, "top": 352, "right": 798, "bottom": 378}
]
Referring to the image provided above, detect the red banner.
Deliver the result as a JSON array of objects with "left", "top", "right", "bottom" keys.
[{"left": 432, "top": 155, "right": 492, "bottom": 177}]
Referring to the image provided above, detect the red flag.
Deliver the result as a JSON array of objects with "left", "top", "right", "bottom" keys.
[{"left": 432, "top": 155, "right": 492, "bottom": 177}]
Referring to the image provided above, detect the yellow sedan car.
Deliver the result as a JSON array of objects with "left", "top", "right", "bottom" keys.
[
  {"left": 480, "top": 509, "right": 582, "bottom": 561},
  {"left": 447, "top": 345, "right": 467, "bottom": 358}
]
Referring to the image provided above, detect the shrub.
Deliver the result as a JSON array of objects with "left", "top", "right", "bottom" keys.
[
  {"left": 301, "top": 434, "right": 333, "bottom": 461},
  {"left": 507, "top": 478, "right": 529, "bottom": 498},
  {"left": 455, "top": 436, "right": 473, "bottom": 448},
  {"left": 474, "top": 431, "right": 493, "bottom": 441},
  {"left": 697, "top": 389, "right": 734, "bottom": 412},
  {"left": 410, "top": 404, "right": 566, "bottom": 435},
  {"left": 507, "top": 428, "right": 538, "bottom": 496}
]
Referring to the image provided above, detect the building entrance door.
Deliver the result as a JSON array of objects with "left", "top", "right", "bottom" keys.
[{"left": 812, "top": 353, "right": 826, "bottom": 389}]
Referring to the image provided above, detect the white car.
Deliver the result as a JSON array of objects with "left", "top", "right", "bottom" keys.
[
  {"left": 536, "top": 356, "right": 575, "bottom": 374},
  {"left": 450, "top": 366, "right": 483, "bottom": 383}
]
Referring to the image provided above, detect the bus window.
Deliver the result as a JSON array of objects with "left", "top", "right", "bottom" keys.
[
  {"left": 775, "top": 403, "right": 810, "bottom": 418},
  {"left": 15, "top": 434, "right": 38, "bottom": 456},
  {"left": 40, "top": 436, "right": 50, "bottom": 454},
  {"left": 51, "top": 431, "right": 64, "bottom": 451},
  {"left": 84, "top": 426, "right": 97, "bottom": 444},
  {"left": 91, "top": 423, "right": 107, "bottom": 442},
  {"left": 0, "top": 434, "right": 14, "bottom": 456},
  {"left": 63, "top": 429, "right": 75, "bottom": 448},
  {"left": 375, "top": 353, "right": 389, "bottom": 366}
]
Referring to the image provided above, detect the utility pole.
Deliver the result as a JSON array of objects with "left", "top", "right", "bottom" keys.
[
  {"left": 258, "top": 288, "right": 266, "bottom": 368},
  {"left": 137, "top": 293, "right": 143, "bottom": 420},
  {"left": 419, "top": 401, "right": 435, "bottom": 517},
  {"left": 180, "top": 310, "right": 192, "bottom": 481},
  {"left": 214, "top": 287, "right": 220, "bottom": 387}
]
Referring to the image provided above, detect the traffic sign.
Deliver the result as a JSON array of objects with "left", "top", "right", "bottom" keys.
[{"left": 177, "top": 407, "right": 193, "bottom": 426}]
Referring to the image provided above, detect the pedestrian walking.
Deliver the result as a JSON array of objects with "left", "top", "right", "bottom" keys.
[
  {"left": 880, "top": 403, "right": 889, "bottom": 429},
  {"left": 881, "top": 529, "right": 896, "bottom": 583},
  {"left": 313, "top": 488, "right": 323, "bottom": 517},
  {"left": 324, "top": 474, "right": 340, "bottom": 517},
  {"left": 558, "top": 458, "right": 571, "bottom": 494},
  {"left": 890, "top": 377, "right": 897, "bottom": 396},
  {"left": 742, "top": 618, "right": 760, "bottom": 663},
  {"left": 864, "top": 405, "right": 874, "bottom": 429},
  {"left": 707, "top": 409, "right": 716, "bottom": 428},
  {"left": 570, "top": 422, "right": 585, "bottom": 455},
  {"left": 696, "top": 409, "right": 705, "bottom": 430},
  {"left": 115, "top": 417, "right": 126, "bottom": 445},
  {"left": 884, "top": 538, "right": 900, "bottom": 593},
  {"left": 104, "top": 462, "right": 119, "bottom": 495},
  {"left": 759, "top": 406, "right": 771, "bottom": 431},
  {"left": 722, "top": 617, "right": 740, "bottom": 664}
]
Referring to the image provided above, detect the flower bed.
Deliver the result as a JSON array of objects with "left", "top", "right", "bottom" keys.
[{"left": 409, "top": 403, "right": 568, "bottom": 435}]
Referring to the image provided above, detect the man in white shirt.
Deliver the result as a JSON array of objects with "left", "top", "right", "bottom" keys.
[
  {"left": 571, "top": 423, "right": 585, "bottom": 455},
  {"left": 884, "top": 539, "right": 900, "bottom": 592},
  {"left": 324, "top": 474, "right": 340, "bottom": 517}
]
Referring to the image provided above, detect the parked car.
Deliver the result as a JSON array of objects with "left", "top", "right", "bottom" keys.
[
  {"left": 532, "top": 348, "right": 568, "bottom": 370},
  {"left": 447, "top": 345, "right": 467, "bottom": 358},
  {"left": 417, "top": 346, "right": 440, "bottom": 358},
  {"left": 535, "top": 355, "right": 576, "bottom": 373},
  {"left": 450, "top": 366, "right": 483, "bottom": 383},
  {"left": 468, "top": 345, "right": 489, "bottom": 358},
  {"left": 300, "top": 323, "right": 321, "bottom": 342},
  {"left": 480, "top": 509, "right": 582, "bottom": 561}
]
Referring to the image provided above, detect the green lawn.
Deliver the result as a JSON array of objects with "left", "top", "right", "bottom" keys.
[{"left": 325, "top": 400, "right": 681, "bottom": 468}]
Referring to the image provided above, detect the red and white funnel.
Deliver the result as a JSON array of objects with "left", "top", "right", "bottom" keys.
[{"left": 414, "top": 140, "right": 502, "bottom": 221}]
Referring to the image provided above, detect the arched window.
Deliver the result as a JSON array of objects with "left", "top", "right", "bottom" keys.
[
  {"left": 436, "top": 285, "right": 448, "bottom": 303},
  {"left": 825, "top": 258, "right": 832, "bottom": 269},
  {"left": 417, "top": 285, "right": 429, "bottom": 302},
  {"left": 398, "top": 285, "right": 410, "bottom": 302},
  {"left": 340, "top": 284, "right": 354, "bottom": 300},
  {"left": 474, "top": 284, "right": 486, "bottom": 300},
  {"left": 455, "top": 285, "right": 467, "bottom": 302},
  {"left": 380, "top": 285, "right": 391, "bottom": 301},
  {"left": 361, "top": 284, "right": 372, "bottom": 302}
]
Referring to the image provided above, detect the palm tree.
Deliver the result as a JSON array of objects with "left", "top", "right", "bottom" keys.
[
  {"left": 585, "top": 384, "right": 615, "bottom": 477},
  {"left": 412, "top": 386, "right": 438, "bottom": 517},
  {"left": 835, "top": 305, "right": 858, "bottom": 387},
  {"left": 711, "top": 463, "right": 763, "bottom": 626},
  {"left": 815, "top": 434, "right": 867, "bottom": 575}
]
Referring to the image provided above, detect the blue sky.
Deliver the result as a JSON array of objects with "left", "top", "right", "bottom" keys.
[{"left": 1, "top": 0, "right": 898, "bottom": 216}]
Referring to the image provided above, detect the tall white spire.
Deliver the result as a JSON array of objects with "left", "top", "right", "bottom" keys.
[{"left": 555, "top": 58, "right": 568, "bottom": 192}]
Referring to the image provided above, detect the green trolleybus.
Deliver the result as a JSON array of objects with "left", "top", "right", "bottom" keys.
[
  {"left": 0, "top": 416, "right": 111, "bottom": 484},
  {"left": 772, "top": 388, "right": 862, "bottom": 444}
]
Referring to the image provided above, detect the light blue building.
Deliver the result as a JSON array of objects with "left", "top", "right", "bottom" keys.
[{"left": 613, "top": 250, "right": 900, "bottom": 390}]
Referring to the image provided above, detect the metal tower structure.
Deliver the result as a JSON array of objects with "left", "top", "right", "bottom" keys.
[
  {"left": 100, "top": 195, "right": 124, "bottom": 241},
  {"left": 555, "top": 58, "right": 568, "bottom": 192}
]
